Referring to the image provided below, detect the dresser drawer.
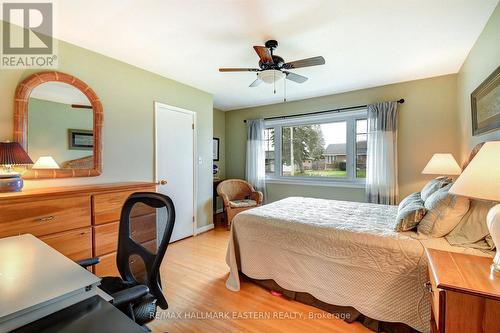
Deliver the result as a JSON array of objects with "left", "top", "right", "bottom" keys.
[
  {"left": 93, "top": 191, "right": 135, "bottom": 225},
  {"left": 39, "top": 227, "right": 92, "bottom": 261},
  {"left": 94, "top": 222, "right": 119, "bottom": 256},
  {"left": 94, "top": 252, "right": 120, "bottom": 277},
  {"left": 0, "top": 195, "right": 91, "bottom": 238},
  {"left": 92, "top": 188, "right": 156, "bottom": 225}
]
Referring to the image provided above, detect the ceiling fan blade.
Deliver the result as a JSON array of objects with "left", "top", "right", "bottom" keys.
[
  {"left": 249, "top": 78, "right": 263, "bottom": 87},
  {"left": 219, "top": 68, "right": 260, "bottom": 72},
  {"left": 253, "top": 46, "right": 274, "bottom": 64},
  {"left": 283, "top": 56, "right": 325, "bottom": 69},
  {"left": 284, "top": 71, "right": 308, "bottom": 83}
]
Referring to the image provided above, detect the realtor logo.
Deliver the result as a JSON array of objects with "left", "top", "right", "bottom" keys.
[{"left": 1, "top": 2, "right": 57, "bottom": 68}]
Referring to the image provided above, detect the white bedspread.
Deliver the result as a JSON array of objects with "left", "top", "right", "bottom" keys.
[{"left": 226, "top": 197, "right": 492, "bottom": 333}]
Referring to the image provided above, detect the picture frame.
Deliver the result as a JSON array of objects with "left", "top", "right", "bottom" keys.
[
  {"left": 471, "top": 66, "right": 500, "bottom": 136},
  {"left": 213, "top": 137, "right": 220, "bottom": 161},
  {"left": 68, "top": 129, "right": 94, "bottom": 150}
]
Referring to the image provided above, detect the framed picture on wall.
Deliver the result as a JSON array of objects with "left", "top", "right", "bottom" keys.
[
  {"left": 68, "top": 129, "right": 94, "bottom": 150},
  {"left": 213, "top": 138, "right": 220, "bottom": 161},
  {"left": 471, "top": 66, "right": 500, "bottom": 136}
]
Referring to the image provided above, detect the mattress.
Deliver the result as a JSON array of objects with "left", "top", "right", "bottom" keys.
[{"left": 226, "top": 197, "right": 493, "bottom": 333}]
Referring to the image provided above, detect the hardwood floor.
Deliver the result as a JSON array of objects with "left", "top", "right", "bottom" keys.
[{"left": 149, "top": 222, "right": 371, "bottom": 333}]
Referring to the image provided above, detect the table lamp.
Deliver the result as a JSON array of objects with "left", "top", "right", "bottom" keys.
[
  {"left": 0, "top": 141, "right": 33, "bottom": 192},
  {"left": 422, "top": 153, "right": 462, "bottom": 177},
  {"left": 449, "top": 142, "right": 500, "bottom": 271},
  {"left": 33, "top": 156, "right": 60, "bottom": 169}
]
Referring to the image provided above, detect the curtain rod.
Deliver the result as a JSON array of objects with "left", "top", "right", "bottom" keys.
[{"left": 243, "top": 98, "right": 405, "bottom": 123}]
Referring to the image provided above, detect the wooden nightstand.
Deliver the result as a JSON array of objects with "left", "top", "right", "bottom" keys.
[{"left": 425, "top": 248, "right": 500, "bottom": 333}]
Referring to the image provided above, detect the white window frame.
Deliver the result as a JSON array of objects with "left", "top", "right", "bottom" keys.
[{"left": 265, "top": 109, "right": 367, "bottom": 188}]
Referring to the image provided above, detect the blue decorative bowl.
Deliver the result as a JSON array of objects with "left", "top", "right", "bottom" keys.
[{"left": 0, "top": 174, "right": 24, "bottom": 192}]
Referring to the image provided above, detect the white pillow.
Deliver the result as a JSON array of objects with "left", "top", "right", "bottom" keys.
[
  {"left": 446, "top": 200, "right": 496, "bottom": 250},
  {"left": 417, "top": 184, "right": 470, "bottom": 237}
]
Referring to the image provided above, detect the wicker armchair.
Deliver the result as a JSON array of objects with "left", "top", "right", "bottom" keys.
[{"left": 216, "top": 179, "right": 263, "bottom": 229}]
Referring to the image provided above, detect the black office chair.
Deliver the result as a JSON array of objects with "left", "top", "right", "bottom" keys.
[{"left": 79, "top": 192, "right": 175, "bottom": 327}]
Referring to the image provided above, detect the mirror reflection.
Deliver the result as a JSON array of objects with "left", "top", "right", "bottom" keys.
[{"left": 27, "top": 81, "right": 94, "bottom": 170}]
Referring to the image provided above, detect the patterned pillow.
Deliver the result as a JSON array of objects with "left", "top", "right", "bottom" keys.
[
  {"left": 394, "top": 192, "right": 427, "bottom": 232},
  {"left": 399, "top": 192, "right": 421, "bottom": 208},
  {"left": 420, "top": 177, "right": 452, "bottom": 201},
  {"left": 417, "top": 184, "right": 470, "bottom": 237}
]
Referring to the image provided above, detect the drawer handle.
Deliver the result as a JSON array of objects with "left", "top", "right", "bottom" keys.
[
  {"left": 424, "top": 281, "right": 432, "bottom": 293},
  {"left": 35, "top": 216, "right": 55, "bottom": 222}
]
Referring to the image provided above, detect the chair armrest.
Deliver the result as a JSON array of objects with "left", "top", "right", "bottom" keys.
[
  {"left": 219, "top": 193, "right": 231, "bottom": 208},
  {"left": 76, "top": 257, "right": 100, "bottom": 268},
  {"left": 250, "top": 191, "right": 263, "bottom": 205},
  {"left": 111, "top": 284, "right": 150, "bottom": 307}
]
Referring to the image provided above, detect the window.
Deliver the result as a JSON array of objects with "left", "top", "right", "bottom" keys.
[
  {"left": 282, "top": 122, "right": 347, "bottom": 177},
  {"left": 265, "top": 109, "right": 367, "bottom": 185},
  {"left": 264, "top": 128, "right": 275, "bottom": 175},
  {"left": 356, "top": 119, "right": 367, "bottom": 178}
]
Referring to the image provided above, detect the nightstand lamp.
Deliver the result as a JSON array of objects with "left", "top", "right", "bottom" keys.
[
  {"left": 0, "top": 141, "right": 33, "bottom": 192},
  {"left": 422, "top": 153, "right": 462, "bottom": 177},
  {"left": 449, "top": 142, "right": 500, "bottom": 271}
]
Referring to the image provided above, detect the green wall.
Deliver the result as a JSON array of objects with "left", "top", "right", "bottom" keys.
[
  {"left": 224, "top": 74, "right": 460, "bottom": 203},
  {"left": 28, "top": 98, "right": 93, "bottom": 165},
  {"left": 213, "top": 108, "right": 226, "bottom": 212},
  {"left": 457, "top": 3, "right": 500, "bottom": 162},
  {"left": 0, "top": 32, "right": 214, "bottom": 228},
  {"left": 213, "top": 108, "right": 226, "bottom": 179}
]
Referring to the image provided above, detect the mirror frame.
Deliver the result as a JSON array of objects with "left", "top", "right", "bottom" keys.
[{"left": 14, "top": 71, "right": 103, "bottom": 179}]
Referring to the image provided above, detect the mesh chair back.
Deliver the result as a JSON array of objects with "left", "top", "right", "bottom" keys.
[{"left": 116, "top": 192, "right": 175, "bottom": 309}]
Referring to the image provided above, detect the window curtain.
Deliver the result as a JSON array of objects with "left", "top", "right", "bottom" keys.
[
  {"left": 246, "top": 119, "right": 267, "bottom": 201},
  {"left": 365, "top": 101, "right": 399, "bottom": 205}
]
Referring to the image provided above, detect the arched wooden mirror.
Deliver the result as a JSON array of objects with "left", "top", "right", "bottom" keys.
[{"left": 14, "top": 71, "right": 103, "bottom": 179}]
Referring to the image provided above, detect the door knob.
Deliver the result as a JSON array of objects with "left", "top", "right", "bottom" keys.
[{"left": 157, "top": 179, "right": 168, "bottom": 185}]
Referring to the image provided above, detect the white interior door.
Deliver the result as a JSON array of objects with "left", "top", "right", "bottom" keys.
[{"left": 155, "top": 102, "right": 195, "bottom": 242}]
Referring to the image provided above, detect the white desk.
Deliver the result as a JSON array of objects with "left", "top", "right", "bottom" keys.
[{"left": 0, "top": 234, "right": 101, "bottom": 333}]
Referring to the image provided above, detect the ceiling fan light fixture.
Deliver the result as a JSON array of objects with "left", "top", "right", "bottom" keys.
[{"left": 257, "top": 69, "right": 285, "bottom": 84}]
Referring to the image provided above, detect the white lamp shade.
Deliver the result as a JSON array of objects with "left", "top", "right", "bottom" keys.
[
  {"left": 422, "top": 153, "right": 462, "bottom": 176},
  {"left": 257, "top": 70, "right": 285, "bottom": 84},
  {"left": 32, "top": 156, "right": 60, "bottom": 169},
  {"left": 449, "top": 142, "right": 500, "bottom": 201}
]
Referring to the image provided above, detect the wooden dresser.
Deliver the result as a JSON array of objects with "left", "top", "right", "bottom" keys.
[
  {"left": 425, "top": 248, "right": 500, "bottom": 333},
  {"left": 0, "top": 182, "right": 156, "bottom": 277}
]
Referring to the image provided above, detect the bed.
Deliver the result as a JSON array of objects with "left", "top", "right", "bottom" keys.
[{"left": 225, "top": 196, "right": 493, "bottom": 333}]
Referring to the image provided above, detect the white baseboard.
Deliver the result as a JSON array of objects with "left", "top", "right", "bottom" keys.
[{"left": 196, "top": 223, "right": 214, "bottom": 235}]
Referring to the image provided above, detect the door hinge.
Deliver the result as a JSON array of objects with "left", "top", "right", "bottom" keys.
[
  {"left": 192, "top": 216, "right": 195, "bottom": 223},
  {"left": 192, "top": 123, "right": 194, "bottom": 130}
]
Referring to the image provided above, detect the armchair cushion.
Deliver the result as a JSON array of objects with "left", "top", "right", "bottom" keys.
[{"left": 229, "top": 199, "right": 257, "bottom": 208}]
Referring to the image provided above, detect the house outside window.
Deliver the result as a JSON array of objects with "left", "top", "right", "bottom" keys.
[{"left": 264, "top": 109, "right": 367, "bottom": 187}]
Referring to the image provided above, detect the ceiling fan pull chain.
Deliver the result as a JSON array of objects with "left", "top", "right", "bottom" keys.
[
  {"left": 284, "top": 76, "right": 287, "bottom": 102},
  {"left": 273, "top": 70, "right": 276, "bottom": 94}
]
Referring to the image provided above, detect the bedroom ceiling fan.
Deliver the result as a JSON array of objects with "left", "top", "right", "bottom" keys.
[{"left": 219, "top": 40, "right": 325, "bottom": 88}]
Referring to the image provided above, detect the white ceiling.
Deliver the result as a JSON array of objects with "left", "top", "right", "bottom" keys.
[{"left": 52, "top": 0, "right": 498, "bottom": 111}]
